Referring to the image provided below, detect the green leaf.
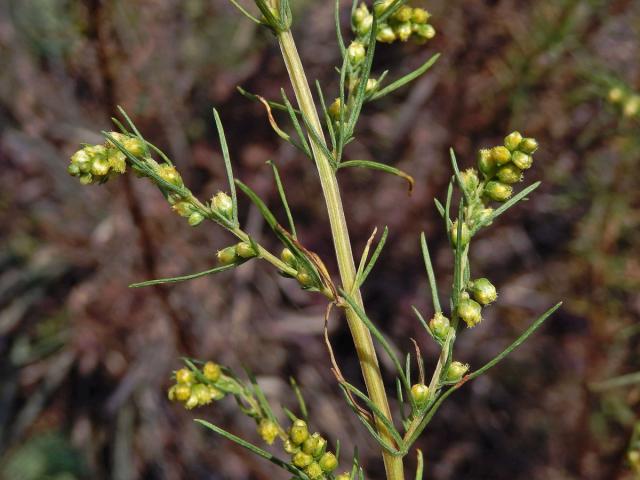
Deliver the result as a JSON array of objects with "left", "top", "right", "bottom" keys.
[
  {"left": 289, "top": 377, "right": 308, "bottom": 420},
  {"left": 267, "top": 161, "right": 297, "bottom": 239},
  {"left": 116, "top": 106, "right": 152, "bottom": 160},
  {"left": 213, "top": 109, "right": 239, "bottom": 226},
  {"left": 338, "top": 160, "right": 414, "bottom": 192},
  {"left": 195, "top": 420, "right": 310, "bottom": 479},
  {"left": 450, "top": 148, "right": 471, "bottom": 205},
  {"left": 237, "top": 86, "right": 297, "bottom": 113},
  {"left": 335, "top": 0, "right": 346, "bottom": 56},
  {"left": 415, "top": 449, "right": 424, "bottom": 480},
  {"left": 129, "top": 264, "right": 237, "bottom": 288},
  {"left": 357, "top": 226, "right": 389, "bottom": 288},
  {"left": 490, "top": 181, "right": 541, "bottom": 223},
  {"left": 316, "top": 80, "right": 337, "bottom": 152},
  {"left": 227, "top": 0, "right": 261, "bottom": 24},
  {"left": 369, "top": 53, "right": 440, "bottom": 101},
  {"left": 420, "top": 232, "right": 441, "bottom": 313},
  {"left": 281, "top": 89, "right": 312, "bottom": 158}
]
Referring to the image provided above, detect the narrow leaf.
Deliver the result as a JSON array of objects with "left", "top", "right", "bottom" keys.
[
  {"left": 358, "top": 226, "right": 389, "bottom": 287},
  {"left": 339, "top": 160, "right": 414, "bottom": 192},
  {"left": 268, "top": 161, "right": 297, "bottom": 238},
  {"left": 129, "top": 264, "right": 236, "bottom": 288},
  {"left": 490, "top": 181, "right": 541, "bottom": 222},
  {"left": 369, "top": 53, "right": 440, "bottom": 101},
  {"left": 420, "top": 232, "right": 441, "bottom": 312},
  {"left": 213, "top": 108, "right": 239, "bottom": 226}
]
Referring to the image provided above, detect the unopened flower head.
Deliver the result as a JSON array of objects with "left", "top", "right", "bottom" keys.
[
  {"left": 446, "top": 361, "right": 469, "bottom": 381},
  {"left": 411, "top": 383, "right": 429, "bottom": 407},
  {"left": 470, "top": 278, "right": 497, "bottom": 305},
  {"left": 203, "top": 361, "right": 222, "bottom": 381},
  {"left": 429, "top": 312, "right": 450, "bottom": 341},
  {"left": 257, "top": 419, "right": 279, "bottom": 445},
  {"left": 484, "top": 180, "right": 513, "bottom": 202},
  {"left": 212, "top": 191, "right": 233, "bottom": 219},
  {"left": 290, "top": 419, "right": 309, "bottom": 445},
  {"left": 496, "top": 163, "right": 523, "bottom": 184},
  {"left": 457, "top": 298, "right": 482, "bottom": 327},
  {"left": 450, "top": 220, "right": 471, "bottom": 247}
]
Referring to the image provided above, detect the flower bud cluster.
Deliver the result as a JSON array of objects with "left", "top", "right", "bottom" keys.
[
  {"left": 68, "top": 132, "right": 144, "bottom": 184},
  {"left": 456, "top": 277, "right": 497, "bottom": 328},
  {"left": 168, "top": 362, "right": 225, "bottom": 410},
  {"left": 217, "top": 241, "right": 257, "bottom": 266},
  {"left": 478, "top": 132, "right": 538, "bottom": 203},
  {"left": 280, "top": 248, "right": 318, "bottom": 290},
  {"left": 607, "top": 86, "right": 640, "bottom": 118},
  {"left": 352, "top": 2, "right": 436, "bottom": 45},
  {"left": 283, "top": 419, "right": 338, "bottom": 479}
]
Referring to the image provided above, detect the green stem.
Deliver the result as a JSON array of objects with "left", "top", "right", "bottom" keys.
[{"left": 276, "top": 29, "right": 405, "bottom": 480}]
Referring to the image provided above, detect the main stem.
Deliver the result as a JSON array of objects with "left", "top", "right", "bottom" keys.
[{"left": 276, "top": 30, "right": 405, "bottom": 480}]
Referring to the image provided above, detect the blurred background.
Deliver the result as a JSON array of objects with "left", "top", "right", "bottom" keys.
[{"left": 1, "top": 0, "right": 639, "bottom": 479}]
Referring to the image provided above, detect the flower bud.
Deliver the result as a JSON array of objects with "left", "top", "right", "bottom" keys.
[
  {"left": 123, "top": 137, "right": 145, "bottom": 157},
  {"left": 217, "top": 246, "right": 238, "bottom": 266},
  {"left": 411, "top": 383, "right": 429, "bottom": 407},
  {"left": 491, "top": 146, "right": 511, "bottom": 166},
  {"left": 319, "top": 452, "right": 338, "bottom": 472},
  {"left": 335, "top": 474, "right": 350, "bottom": 480},
  {"left": 504, "top": 131, "right": 523, "bottom": 152},
  {"left": 496, "top": 163, "right": 523, "bottom": 184},
  {"left": 518, "top": 137, "right": 539, "bottom": 154},
  {"left": 290, "top": 419, "right": 309, "bottom": 445},
  {"left": 374, "top": 0, "right": 393, "bottom": 16},
  {"left": 394, "top": 22, "right": 413, "bottom": 42},
  {"left": 292, "top": 451, "right": 313, "bottom": 468},
  {"left": 203, "top": 362, "right": 222, "bottom": 381},
  {"left": 91, "top": 157, "right": 110, "bottom": 177},
  {"left": 475, "top": 207, "right": 494, "bottom": 227},
  {"left": 511, "top": 151, "right": 533, "bottom": 170},
  {"left": 305, "top": 462, "right": 324, "bottom": 479},
  {"left": 212, "top": 191, "right": 233, "bottom": 219},
  {"left": 312, "top": 435, "right": 327, "bottom": 458},
  {"left": 175, "top": 368, "right": 194, "bottom": 384},
  {"left": 445, "top": 361, "right": 469, "bottom": 381},
  {"left": 376, "top": 25, "right": 396, "bottom": 43},
  {"left": 280, "top": 248, "right": 297, "bottom": 268},
  {"left": 477, "top": 149, "right": 497, "bottom": 177},
  {"left": 356, "top": 14, "right": 373, "bottom": 36},
  {"left": 208, "top": 385, "right": 225, "bottom": 401},
  {"left": 470, "top": 278, "right": 497, "bottom": 305},
  {"left": 157, "top": 164, "right": 183, "bottom": 186},
  {"left": 283, "top": 439, "right": 299, "bottom": 454},
  {"left": 302, "top": 434, "right": 319, "bottom": 455},
  {"left": 413, "top": 24, "right": 436, "bottom": 41},
  {"left": 623, "top": 95, "right": 640, "bottom": 117},
  {"left": 457, "top": 298, "right": 482, "bottom": 327},
  {"left": 429, "top": 312, "right": 450, "bottom": 341},
  {"left": 79, "top": 173, "right": 93, "bottom": 185},
  {"left": 607, "top": 87, "right": 624, "bottom": 103},
  {"left": 460, "top": 168, "right": 479, "bottom": 193},
  {"left": 328, "top": 98, "right": 342, "bottom": 120},
  {"left": 296, "top": 270, "right": 315, "bottom": 288},
  {"left": 258, "top": 419, "right": 280, "bottom": 445},
  {"left": 185, "top": 395, "right": 199, "bottom": 410},
  {"left": 172, "top": 201, "right": 194, "bottom": 217},
  {"left": 352, "top": 3, "right": 370, "bottom": 25},
  {"left": 411, "top": 8, "right": 430, "bottom": 24},
  {"left": 192, "top": 383, "right": 214, "bottom": 406},
  {"left": 365, "top": 78, "right": 379, "bottom": 95},
  {"left": 450, "top": 220, "right": 471, "bottom": 248},
  {"left": 174, "top": 384, "right": 191, "bottom": 402},
  {"left": 188, "top": 212, "right": 205, "bottom": 226},
  {"left": 347, "top": 41, "right": 366, "bottom": 65},
  {"left": 235, "top": 241, "right": 257, "bottom": 259},
  {"left": 484, "top": 180, "right": 513, "bottom": 202},
  {"left": 393, "top": 5, "right": 413, "bottom": 22}
]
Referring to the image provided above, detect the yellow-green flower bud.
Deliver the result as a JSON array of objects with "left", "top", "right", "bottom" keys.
[
  {"left": 290, "top": 419, "right": 309, "bottom": 445},
  {"left": 393, "top": 5, "right": 413, "bottom": 22},
  {"left": 623, "top": 95, "right": 640, "bottom": 117},
  {"left": 258, "top": 419, "right": 280, "bottom": 445},
  {"left": 395, "top": 22, "right": 413, "bottom": 42},
  {"left": 203, "top": 361, "right": 222, "bottom": 381},
  {"left": 185, "top": 395, "right": 199, "bottom": 410},
  {"left": 450, "top": 220, "right": 471, "bottom": 248},
  {"left": 496, "top": 163, "right": 523, "bottom": 184},
  {"left": 91, "top": 157, "right": 110, "bottom": 177},
  {"left": 235, "top": 241, "right": 257, "bottom": 259},
  {"left": 518, "top": 137, "right": 539, "bottom": 154},
  {"left": 374, "top": 0, "right": 393, "bottom": 16},
  {"left": 429, "top": 312, "right": 450, "bottom": 341},
  {"left": 280, "top": 248, "right": 297, "bottom": 268},
  {"left": 312, "top": 435, "right": 327, "bottom": 458},
  {"left": 217, "top": 246, "right": 238, "bottom": 266},
  {"left": 212, "top": 191, "right": 233, "bottom": 219},
  {"left": 356, "top": 14, "right": 373, "bottom": 36},
  {"left": 475, "top": 207, "right": 494, "bottom": 227},
  {"left": 208, "top": 385, "right": 225, "bottom": 401},
  {"left": 283, "top": 439, "right": 299, "bottom": 454},
  {"left": 457, "top": 298, "right": 482, "bottom": 327},
  {"left": 328, "top": 98, "right": 342, "bottom": 120},
  {"left": 318, "top": 452, "right": 338, "bottom": 472},
  {"left": 302, "top": 434, "right": 320, "bottom": 455},
  {"left": 156, "top": 164, "right": 182, "bottom": 187},
  {"left": 174, "top": 384, "right": 192, "bottom": 402},
  {"left": 477, "top": 148, "right": 497, "bottom": 177},
  {"left": 460, "top": 168, "right": 480, "bottom": 193},
  {"left": 123, "top": 137, "right": 145, "bottom": 157},
  {"left": 411, "top": 8, "right": 430, "bottom": 24},
  {"left": 376, "top": 25, "right": 396, "bottom": 43},
  {"left": 192, "top": 383, "right": 213, "bottom": 406},
  {"left": 607, "top": 87, "right": 624, "bottom": 103},
  {"left": 365, "top": 78, "right": 379, "bottom": 95},
  {"left": 347, "top": 41, "right": 366, "bottom": 65},
  {"left": 188, "top": 212, "right": 204, "bottom": 226},
  {"left": 336, "top": 474, "right": 350, "bottom": 480},
  {"left": 172, "top": 201, "right": 194, "bottom": 217},
  {"left": 353, "top": 3, "right": 370, "bottom": 24},
  {"left": 491, "top": 146, "right": 511, "bottom": 166},
  {"left": 484, "top": 180, "right": 513, "bottom": 202},
  {"left": 296, "top": 270, "right": 315, "bottom": 288},
  {"left": 445, "top": 361, "right": 469, "bottom": 381},
  {"left": 504, "top": 131, "right": 523, "bottom": 152},
  {"left": 411, "top": 383, "right": 429, "bottom": 407},
  {"left": 175, "top": 368, "right": 194, "bottom": 385},
  {"left": 470, "top": 278, "right": 497, "bottom": 305},
  {"left": 511, "top": 151, "right": 533, "bottom": 170},
  {"left": 413, "top": 24, "right": 436, "bottom": 41},
  {"left": 305, "top": 462, "right": 324, "bottom": 479},
  {"left": 293, "top": 451, "right": 313, "bottom": 468}
]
